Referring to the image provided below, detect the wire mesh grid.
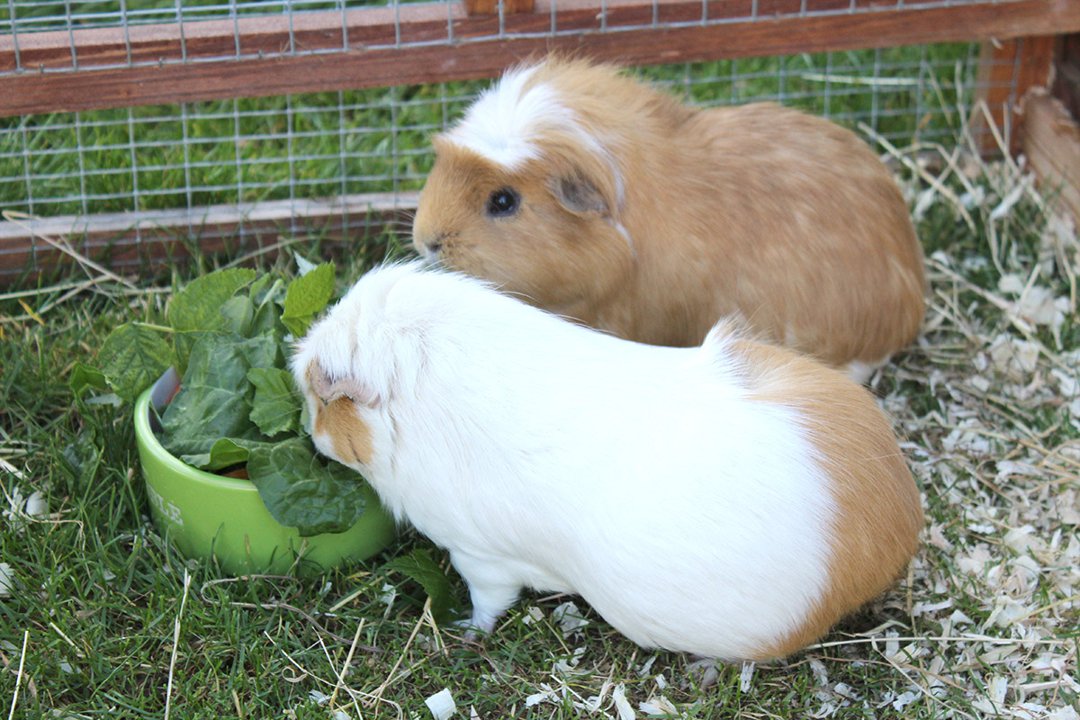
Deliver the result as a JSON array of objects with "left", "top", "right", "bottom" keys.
[
  {"left": 0, "top": 0, "right": 1013, "bottom": 76},
  {"left": 0, "top": 43, "right": 1001, "bottom": 281},
  {"left": 0, "top": 0, "right": 1024, "bottom": 282},
  {"left": 1, "top": 44, "right": 985, "bottom": 214}
]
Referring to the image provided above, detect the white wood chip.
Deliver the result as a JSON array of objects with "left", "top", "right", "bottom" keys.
[
  {"left": 424, "top": 688, "right": 457, "bottom": 720},
  {"left": 551, "top": 601, "right": 589, "bottom": 636},
  {"left": 739, "top": 661, "right": 755, "bottom": 692},
  {"left": 293, "top": 251, "right": 318, "bottom": 275},
  {"left": 23, "top": 490, "right": 47, "bottom": 518},
  {"left": 612, "top": 684, "right": 635, "bottom": 720},
  {"left": 639, "top": 695, "right": 677, "bottom": 715},
  {"left": 0, "top": 562, "right": 13, "bottom": 597}
]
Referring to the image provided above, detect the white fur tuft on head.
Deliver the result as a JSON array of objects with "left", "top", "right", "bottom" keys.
[
  {"left": 444, "top": 64, "right": 566, "bottom": 169},
  {"left": 444, "top": 62, "right": 615, "bottom": 173}
]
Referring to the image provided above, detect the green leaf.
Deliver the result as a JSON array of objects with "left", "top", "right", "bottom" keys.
[
  {"left": 167, "top": 268, "right": 256, "bottom": 370},
  {"left": 385, "top": 548, "right": 460, "bottom": 625},
  {"left": 159, "top": 333, "right": 271, "bottom": 464},
  {"left": 246, "top": 438, "right": 368, "bottom": 536},
  {"left": 248, "top": 368, "right": 300, "bottom": 437},
  {"left": 251, "top": 278, "right": 286, "bottom": 337},
  {"left": 281, "top": 262, "right": 335, "bottom": 338},
  {"left": 168, "top": 268, "right": 257, "bottom": 332},
  {"left": 248, "top": 273, "right": 275, "bottom": 306},
  {"left": 238, "top": 333, "right": 279, "bottom": 372},
  {"left": 199, "top": 437, "right": 276, "bottom": 471},
  {"left": 97, "top": 323, "right": 174, "bottom": 402},
  {"left": 204, "top": 437, "right": 251, "bottom": 471},
  {"left": 165, "top": 387, "right": 254, "bottom": 464},
  {"left": 220, "top": 295, "right": 255, "bottom": 337},
  {"left": 69, "top": 362, "right": 109, "bottom": 397}
]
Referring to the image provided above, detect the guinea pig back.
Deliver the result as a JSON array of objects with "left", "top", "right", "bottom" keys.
[
  {"left": 412, "top": 56, "right": 926, "bottom": 382},
  {"left": 292, "top": 263, "right": 923, "bottom": 661}
]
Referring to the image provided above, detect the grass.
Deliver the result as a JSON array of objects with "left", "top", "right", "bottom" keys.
[{"left": 1, "top": 47, "right": 1078, "bottom": 720}]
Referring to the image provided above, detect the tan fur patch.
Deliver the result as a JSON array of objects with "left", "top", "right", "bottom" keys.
[
  {"left": 732, "top": 340, "right": 923, "bottom": 660},
  {"left": 314, "top": 396, "right": 374, "bottom": 466}
]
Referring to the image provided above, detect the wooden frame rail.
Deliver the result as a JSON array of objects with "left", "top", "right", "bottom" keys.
[
  {"left": 0, "top": 195, "right": 417, "bottom": 281},
  {"left": 2, "top": 0, "right": 1079, "bottom": 117}
]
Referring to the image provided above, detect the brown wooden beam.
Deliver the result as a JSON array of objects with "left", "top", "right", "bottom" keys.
[
  {"left": 0, "top": 193, "right": 417, "bottom": 283},
  {"left": 1020, "top": 88, "right": 1080, "bottom": 228},
  {"left": 2, "top": 0, "right": 1079, "bottom": 117},
  {"left": 1051, "top": 33, "right": 1080, "bottom": 120},
  {"left": 465, "top": 0, "right": 536, "bottom": 16}
]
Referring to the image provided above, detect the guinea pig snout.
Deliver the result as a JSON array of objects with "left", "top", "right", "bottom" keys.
[
  {"left": 305, "top": 361, "right": 379, "bottom": 409},
  {"left": 414, "top": 230, "right": 454, "bottom": 258},
  {"left": 302, "top": 361, "right": 376, "bottom": 466}
]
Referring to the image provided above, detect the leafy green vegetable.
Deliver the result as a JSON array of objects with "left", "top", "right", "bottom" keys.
[
  {"left": 251, "top": 278, "right": 285, "bottom": 336},
  {"left": 385, "top": 548, "right": 460, "bottom": 625},
  {"left": 96, "top": 323, "right": 175, "bottom": 402},
  {"left": 69, "top": 361, "right": 109, "bottom": 397},
  {"left": 248, "top": 368, "right": 301, "bottom": 437},
  {"left": 168, "top": 268, "right": 257, "bottom": 332},
  {"left": 220, "top": 295, "right": 255, "bottom": 336},
  {"left": 246, "top": 438, "right": 368, "bottom": 536},
  {"left": 167, "top": 267, "right": 257, "bottom": 371},
  {"left": 203, "top": 437, "right": 275, "bottom": 472},
  {"left": 158, "top": 333, "right": 271, "bottom": 464},
  {"left": 204, "top": 438, "right": 255, "bottom": 471},
  {"left": 281, "top": 262, "right": 335, "bottom": 338},
  {"left": 79, "top": 260, "right": 384, "bottom": 538}
]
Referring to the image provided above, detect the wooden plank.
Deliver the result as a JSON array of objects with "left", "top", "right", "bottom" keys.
[
  {"left": 465, "top": 0, "right": 536, "bottom": 16},
  {"left": 1051, "top": 33, "right": 1080, "bottom": 121},
  {"left": 2, "top": 0, "right": 1079, "bottom": 117},
  {"left": 0, "top": 193, "right": 418, "bottom": 282},
  {"left": 973, "top": 35, "right": 1057, "bottom": 155},
  {"left": 1020, "top": 88, "right": 1080, "bottom": 226}
]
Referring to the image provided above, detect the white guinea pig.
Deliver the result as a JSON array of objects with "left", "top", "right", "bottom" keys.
[
  {"left": 291, "top": 262, "right": 923, "bottom": 661},
  {"left": 412, "top": 56, "right": 926, "bottom": 383}
]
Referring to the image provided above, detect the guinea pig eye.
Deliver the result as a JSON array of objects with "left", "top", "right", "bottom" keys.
[{"left": 486, "top": 188, "right": 520, "bottom": 218}]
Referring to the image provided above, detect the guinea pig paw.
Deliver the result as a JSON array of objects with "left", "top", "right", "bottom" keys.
[{"left": 450, "top": 614, "right": 495, "bottom": 642}]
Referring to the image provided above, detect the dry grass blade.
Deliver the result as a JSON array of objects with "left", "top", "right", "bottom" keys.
[
  {"left": 329, "top": 619, "right": 366, "bottom": 711},
  {"left": 860, "top": 122, "right": 977, "bottom": 233},
  {"left": 164, "top": 569, "right": 192, "bottom": 720},
  {"left": 2, "top": 210, "right": 139, "bottom": 291},
  {"left": 5, "top": 631, "right": 28, "bottom": 720}
]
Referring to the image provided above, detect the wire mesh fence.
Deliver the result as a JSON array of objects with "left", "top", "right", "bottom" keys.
[
  {"left": 0, "top": 0, "right": 1051, "bottom": 283},
  {"left": 0, "top": 0, "right": 1010, "bottom": 75},
  {"left": 2, "top": 44, "right": 983, "bottom": 216}
]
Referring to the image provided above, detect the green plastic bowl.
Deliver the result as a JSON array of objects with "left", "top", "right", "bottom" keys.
[{"left": 134, "top": 370, "right": 396, "bottom": 575}]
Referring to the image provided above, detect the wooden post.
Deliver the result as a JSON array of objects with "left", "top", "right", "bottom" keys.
[
  {"left": 973, "top": 35, "right": 1057, "bottom": 156},
  {"left": 1019, "top": 33, "right": 1080, "bottom": 227},
  {"left": 1051, "top": 33, "right": 1080, "bottom": 121},
  {"left": 1020, "top": 88, "right": 1080, "bottom": 226}
]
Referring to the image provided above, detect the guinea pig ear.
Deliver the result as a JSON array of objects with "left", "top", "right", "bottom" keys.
[
  {"left": 306, "top": 361, "right": 381, "bottom": 409},
  {"left": 548, "top": 171, "right": 612, "bottom": 218}
]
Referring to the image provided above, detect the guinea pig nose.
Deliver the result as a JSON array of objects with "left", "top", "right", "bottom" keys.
[{"left": 422, "top": 232, "right": 449, "bottom": 255}]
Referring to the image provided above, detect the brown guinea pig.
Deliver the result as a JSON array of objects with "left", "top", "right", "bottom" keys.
[{"left": 412, "top": 56, "right": 926, "bottom": 382}]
